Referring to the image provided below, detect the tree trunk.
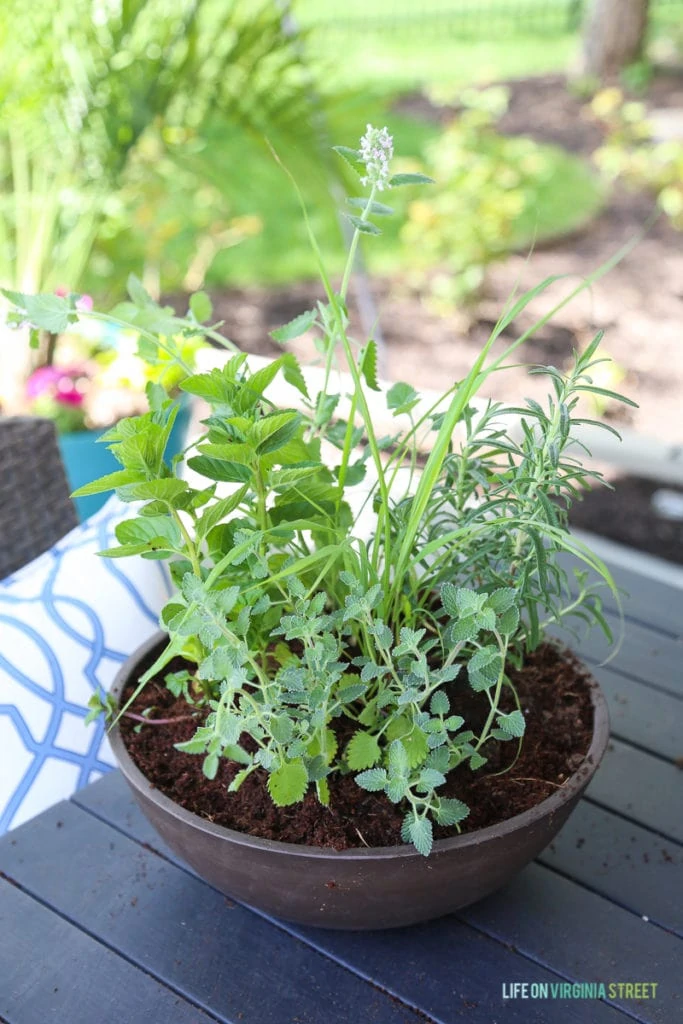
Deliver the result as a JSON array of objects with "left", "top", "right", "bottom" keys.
[{"left": 583, "top": 0, "right": 650, "bottom": 79}]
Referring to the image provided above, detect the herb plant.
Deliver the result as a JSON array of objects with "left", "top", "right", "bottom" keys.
[{"left": 5, "top": 125, "right": 632, "bottom": 856}]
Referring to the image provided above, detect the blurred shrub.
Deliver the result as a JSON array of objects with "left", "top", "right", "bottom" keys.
[
  {"left": 590, "top": 88, "right": 683, "bottom": 227},
  {"left": 0, "top": 0, "right": 324, "bottom": 299},
  {"left": 397, "top": 87, "right": 603, "bottom": 311},
  {"left": 91, "top": 128, "right": 263, "bottom": 299}
]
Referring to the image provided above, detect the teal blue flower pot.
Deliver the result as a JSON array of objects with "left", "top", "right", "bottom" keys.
[{"left": 58, "top": 397, "right": 192, "bottom": 521}]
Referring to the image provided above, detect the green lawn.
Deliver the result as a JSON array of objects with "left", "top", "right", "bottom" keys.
[
  {"left": 89, "top": 109, "right": 601, "bottom": 293},
  {"left": 308, "top": 33, "right": 578, "bottom": 93}
]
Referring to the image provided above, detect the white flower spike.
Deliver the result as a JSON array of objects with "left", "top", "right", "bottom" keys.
[{"left": 359, "top": 124, "right": 393, "bottom": 192}]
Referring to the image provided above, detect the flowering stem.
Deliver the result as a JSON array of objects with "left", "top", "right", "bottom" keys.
[{"left": 340, "top": 183, "right": 377, "bottom": 304}]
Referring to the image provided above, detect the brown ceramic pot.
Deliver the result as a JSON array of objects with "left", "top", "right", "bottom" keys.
[{"left": 109, "top": 632, "right": 609, "bottom": 930}]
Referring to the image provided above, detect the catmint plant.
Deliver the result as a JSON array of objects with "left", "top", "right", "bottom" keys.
[{"left": 3, "top": 126, "right": 632, "bottom": 856}]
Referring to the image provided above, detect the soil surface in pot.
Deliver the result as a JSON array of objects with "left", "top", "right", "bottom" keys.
[{"left": 120, "top": 641, "right": 594, "bottom": 850}]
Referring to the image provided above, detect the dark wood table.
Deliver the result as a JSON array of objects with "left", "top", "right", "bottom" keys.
[{"left": 1, "top": 559, "right": 681, "bottom": 1024}]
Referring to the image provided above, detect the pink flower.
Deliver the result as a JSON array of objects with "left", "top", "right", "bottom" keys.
[
  {"left": 26, "top": 365, "right": 91, "bottom": 406},
  {"left": 53, "top": 287, "right": 93, "bottom": 312}
]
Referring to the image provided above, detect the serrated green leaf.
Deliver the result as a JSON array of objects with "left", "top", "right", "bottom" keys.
[
  {"left": 346, "top": 197, "right": 394, "bottom": 216},
  {"left": 281, "top": 352, "right": 310, "bottom": 398},
  {"left": 187, "top": 456, "right": 252, "bottom": 483},
  {"left": 252, "top": 411, "right": 302, "bottom": 456},
  {"left": 180, "top": 363, "right": 245, "bottom": 404},
  {"left": 386, "top": 716, "right": 429, "bottom": 767},
  {"left": 114, "top": 516, "right": 181, "bottom": 556},
  {"left": 370, "top": 621, "right": 393, "bottom": 649},
  {"left": 444, "top": 715, "right": 465, "bottom": 732},
  {"left": 360, "top": 340, "right": 380, "bottom": 392},
  {"left": 387, "top": 777, "right": 407, "bottom": 802},
  {"left": 468, "top": 646, "right": 502, "bottom": 691},
  {"left": 417, "top": 768, "right": 446, "bottom": 790},
  {"left": 196, "top": 486, "right": 249, "bottom": 541},
  {"left": 228, "top": 768, "right": 251, "bottom": 792},
  {"left": 314, "top": 779, "right": 329, "bottom": 805},
  {"left": 71, "top": 469, "right": 145, "bottom": 498},
  {"left": 117, "top": 479, "right": 189, "bottom": 504},
  {"left": 345, "top": 214, "right": 382, "bottom": 235},
  {"left": 314, "top": 391, "right": 339, "bottom": 429},
  {"left": 336, "top": 679, "right": 368, "bottom": 703},
  {"left": 267, "top": 759, "right": 308, "bottom": 806},
  {"left": 448, "top": 616, "right": 480, "bottom": 643},
  {"left": 434, "top": 797, "right": 469, "bottom": 827},
  {"left": 127, "top": 274, "right": 154, "bottom": 307},
  {"left": 430, "top": 691, "right": 450, "bottom": 716},
  {"left": 174, "top": 735, "right": 208, "bottom": 755},
  {"left": 402, "top": 814, "right": 433, "bottom": 856},
  {"left": 440, "top": 582, "right": 459, "bottom": 617},
  {"left": 268, "top": 466, "right": 320, "bottom": 491},
  {"left": 388, "top": 738, "right": 409, "bottom": 775},
  {"left": 202, "top": 753, "right": 219, "bottom": 780},
  {"left": 332, "top": 145, "right": 361, "bottom": 170},
  {"left": 498, "top": 606, "right": 520, "bottom": 635},
  {"left": 354, "top": 767, "right": 387, "bottom": 792},
  {"left": 387, "top": 381, "right": 419, "bottom": 416},
  {"left": 270, "top": 715, "right": 294, "bottom": 744},
  {"left": 358, "top": 700, "right": 379, "bottom": 728},
  {"left": 2, "top": 289, "right": 77, "bottom": 333},
  {"left": 189, "top": 291, "right": 212, "bottom": 322},
  {"left": 346, "top": 731, "right": 381, "bottom": 770},
  {"left": 393, "top": 626, "right": 425, "bottom": 656},
  {"left": 389, "top": 172, "right": 435, "bottom": 187},
  {"left": 270, "top": 309, "right": 317, "bottom": 343},
  {"left": 405, "top": 727, "right": 429, "bottom": 766},
  {"left": 223, "top": 744, "right": 252, "bottom": 766},
  {"left": 496, "top": 710, "right": 526, "bottom": 738},
  {"left": 307, "top": 729, "right": 338, "bottom": 765},
  {"left": 476, "top": 608, "right": 496, "bottom": 633}
]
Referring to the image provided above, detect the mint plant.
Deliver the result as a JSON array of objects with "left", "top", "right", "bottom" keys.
[{"left": 5, "top": 125, "right": 632, "bottom": 856}]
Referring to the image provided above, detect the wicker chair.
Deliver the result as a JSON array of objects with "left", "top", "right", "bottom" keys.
[{"left": 0, "top": 417, "right": 78, "bottom": 580}]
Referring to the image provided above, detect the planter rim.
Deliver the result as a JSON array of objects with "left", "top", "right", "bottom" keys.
[{"left": 110, "top": 630, "right": 610, "bottom": 861}]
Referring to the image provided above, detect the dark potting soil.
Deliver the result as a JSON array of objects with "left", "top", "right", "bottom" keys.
[
  {"left": 120, "top": 641, "right": 595, "bottom": 851},
  {"left": 567, "top": 474, "right": 683, "bottom": 566}
]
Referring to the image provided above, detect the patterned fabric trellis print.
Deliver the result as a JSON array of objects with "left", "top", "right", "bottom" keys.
[{"left": 0, "top": 498, "right": 172, "bottom": 834}]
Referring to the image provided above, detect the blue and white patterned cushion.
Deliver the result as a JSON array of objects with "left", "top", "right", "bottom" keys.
[{"left": 0, "top": 497, "right": 172, "bottom": 833}]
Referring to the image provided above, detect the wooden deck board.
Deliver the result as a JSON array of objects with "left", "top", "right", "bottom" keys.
[
  {"left": 75, "top": 774, "right": 658, "bottom": 1024},
  {"left": 539, "top": 800, "right": 682, "bottom": 937},
  {"left": 0, "top": 879, "right": 218, "bottom": 1024},
  {"left": 459, "top": 864, "right": 681, "bottom": 1024},
  {"left": 589, "top": 665, "right": 682, "bottom": 761},
  {"left": 0, "top": 802, "right": 429, "bottom": 1024},
  {"left": 587, "top": 739, "right": 683, "bottom": 844}
]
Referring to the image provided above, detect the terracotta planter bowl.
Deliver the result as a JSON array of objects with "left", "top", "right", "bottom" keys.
[{"left": 109, "top": 632, "right": 609, "bottom": 930}]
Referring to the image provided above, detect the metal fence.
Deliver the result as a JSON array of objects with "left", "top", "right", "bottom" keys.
[{"left": 294, "top": 0, "right": 683, "bottom": 37}]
